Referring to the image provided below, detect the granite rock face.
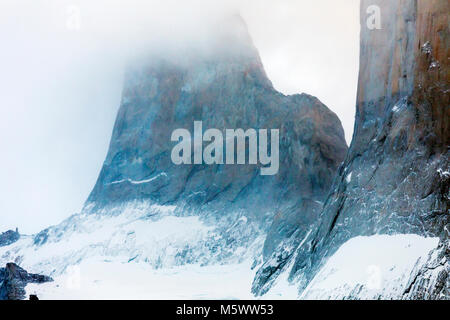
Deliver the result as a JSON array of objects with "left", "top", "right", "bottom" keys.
[
  {"left": 403, "top": 239, "right": 449, "bottom": 299},
  {"left": 0, "top": 230, "right": 20, "bottom": 247},
  {"left": 84, "top": 15, "right": 347, "bottom": 260},
  {"left": 253, "top": 0, "right": 449, "bottom": 297},
  {"left": 0, "top": 263, "right": 52, "bottom": 300}
]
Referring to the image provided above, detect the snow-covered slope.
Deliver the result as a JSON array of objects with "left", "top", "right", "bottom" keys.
[
  {"left": 0, "top": 201, "right": 301, "bottom": 299},
  {"left": 1, "top": 205, "right": 444, "bottom": 299},
  {"left": 301, "top": 235, "right": 441, "bottom": 300},
  {"left": 0, "top": 202, "right": 268, "bottom": 298},
  {"left": 0, "top": 202, "right": 265, "bottom": 273},
  {"left": 25, "top": 259, "right": 258, "bottom": 300}
]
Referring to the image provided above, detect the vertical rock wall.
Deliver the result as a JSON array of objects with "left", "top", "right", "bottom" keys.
[{"left": 253, "top": 0, "right": 449, "bottom": 298}]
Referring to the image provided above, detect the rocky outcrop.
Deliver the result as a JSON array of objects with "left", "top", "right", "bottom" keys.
[
  {"left": 84, "top": 15, "right": 347, "bottom": 262},
  {"left": 0, "top": 229, "right": 20, "bottom": 247},
  {"left": 0, "top": 263, "right": 52, "bottom": 300},
  {"left": 403, "top": 239, "right": 449, "bottom": 299},
  {"left": 253, "top": 0, "right": 449, "bottom": 297}
]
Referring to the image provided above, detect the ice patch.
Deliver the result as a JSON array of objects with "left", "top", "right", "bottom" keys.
[
  {"left": 437, "top": 168, "right": 450, "bottom": 179},
  {"left": 346, "top": 172, "right": 352, "bottom": 183},
  {"left": 421, "top": 41, "right": 432, "bottom": 54},
  {"left": 392, "top": 97, "right": 408, "bottom": 113},
  {"left": 429, "top": 60, "right": 440, "bottom": 70},
  {"left": 108, "top": 172, "right": 168, "bottom": 185}
]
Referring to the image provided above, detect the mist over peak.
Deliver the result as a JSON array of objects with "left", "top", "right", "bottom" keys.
[{"left": 0, "top": 0, "right": 360, "bottom": 237}]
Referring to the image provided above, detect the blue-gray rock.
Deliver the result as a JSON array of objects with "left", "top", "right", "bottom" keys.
[
  {"left": 0, "top": 229, "right": 20, "bottom": 247},
  {"left": 0, "top": 263, "right": 53, "bottom": 300},
  {"left": 252, "top": 0, "right": 449, "bottom": 298},
  {"left": 84, "top": 15, "right": 347, "bottom": 261}
]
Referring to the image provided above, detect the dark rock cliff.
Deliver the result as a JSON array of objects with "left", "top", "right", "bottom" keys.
[
  {"left": 0, "top": 229, "right": 20, "bottom": 247},
  {"left": 253, "top": 0, "right": 449, "bottom": 298},
  {"left": 84, "top": 15, "right": 347, "bottom": 260},
  {"left": 0, "top": 263, "right": 52, "bottom": 300}
]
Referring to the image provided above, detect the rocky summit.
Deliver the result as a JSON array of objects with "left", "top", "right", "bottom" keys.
[
  {"left": 84, "top": 15, "right": 347, "bottom": 259},
  {"left": 253, "top": 0, "right": 449, "bottom": 299}
]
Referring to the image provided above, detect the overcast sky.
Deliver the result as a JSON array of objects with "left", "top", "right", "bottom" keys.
[{"left": 0, "top": 0, "right": 360, "bottom": 233}]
